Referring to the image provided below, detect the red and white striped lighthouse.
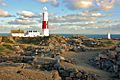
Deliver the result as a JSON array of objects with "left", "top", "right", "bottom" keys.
[{"left": 42, "top": 7, "right": 49, "bottom": 36}]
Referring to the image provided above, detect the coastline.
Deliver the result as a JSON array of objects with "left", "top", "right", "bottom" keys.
[{"left": 0, "top": 33, "right": 120, "bottom": 39}]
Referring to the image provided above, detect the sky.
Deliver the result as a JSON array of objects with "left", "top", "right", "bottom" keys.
[{"left": 0, "top": 0, "right": 120, "bottom": 34}]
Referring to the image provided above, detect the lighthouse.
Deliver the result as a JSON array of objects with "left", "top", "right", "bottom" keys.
[
  {"left": 108, "top": 32, "right": 111, "bottom": 39},
  {"left": 42, "top": 7, "right": 49, "bottom": 36}
]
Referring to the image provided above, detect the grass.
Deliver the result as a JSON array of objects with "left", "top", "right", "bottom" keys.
[
  {"left": 16, "top": 37, "right": 49, "bottom": 45},
  {"left": 0, "top": 46, "right": 5, "bottom": 52},
  {"left": 2, "top": 36, "right": 15, "bottom": 43},
  {"left": 0, "top": 44, "right": 15, "bottom": 55},
  {"left": 2, "top": 44, "right": 14, "bottom": 50},
  {"left": 0, "top": 46, "right": 5, "bottom": 55}
]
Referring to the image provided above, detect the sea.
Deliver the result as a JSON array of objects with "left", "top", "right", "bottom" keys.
[
  {"left": 59, "top": 34, "right": 120, "bottom": 39},
  {"left": 0, "top": 33, "right": 120, "bottom": 39}
]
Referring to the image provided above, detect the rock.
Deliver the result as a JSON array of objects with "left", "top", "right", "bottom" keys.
[
  {"left": 116, "top": 61, "right": 120, "bottom": 65},
  {"left": 98, "top": 53, "right": 108, "bottom": 59},
  {"left": 62, "top": 71, "right": 70, "bottom": 77},
  {"left": 33, "top": 57, "right": 56, "bottom": 65},
  {"left": 70, "top": 72, "right": 75, "bottom": 77},
  {"left": 116, "top": 47, "right": 120, "bottom": 52},
  {"left": 113, "top": 65, "right": 118, "bottom": 73},
  {"left": 54, "top": 63, "right": 61, "bottom": 69},
  {"left": 55, "top": 55, "right": 65, "bottom": 64},
  {"left": 60, "top": 49, "right": 66, "bottom": 53},
  {"left": 91, "top": 43, "right": 120, "bottom": 79},
  {"left": 118, "top": 72, "right": 120, "bottom": 78},
  {"left": 65, "top": 77, "right": 72, "bottom": 80},
  {"left": 107, "top": 51, "right": 117, "bottom": 59},
  {"left": 76, "top": 72, "right": 82, "bottom": 78}
]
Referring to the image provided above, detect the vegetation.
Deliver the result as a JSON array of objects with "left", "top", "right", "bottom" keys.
[
  {"left": 16, "top": 37, "right": 49, "bottom": 45},
  {"left": 2, "top": 44, "right": 14, "bottom": 50},
  {"left": 2, "top": 36, "right": 15, "bottom": 43},
  {"left": 0, "top": 46, "right": 5, "bottom": 52}
]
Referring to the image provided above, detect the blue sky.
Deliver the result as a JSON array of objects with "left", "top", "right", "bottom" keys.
[{"left": 0, "top": 0, "right": 120, "bottom": 34}]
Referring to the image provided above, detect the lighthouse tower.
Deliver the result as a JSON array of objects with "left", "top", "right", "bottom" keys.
[
  {"left": 42, "top": 7, "right": 49, "bottom": 36},
  {"left": 107, "top": 25, "right": 111, "bottom": 39},
  {"left": 108, "top": 32, "right": 111, "bottom": 39}
]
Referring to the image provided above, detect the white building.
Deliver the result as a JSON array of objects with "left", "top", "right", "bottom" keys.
[{"left": 24, "top": 30, "right": 42, "bottom": 37}]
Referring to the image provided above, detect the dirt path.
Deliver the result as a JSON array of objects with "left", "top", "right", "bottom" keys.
[{"left": 62, "top": 50, "right": 112, "bottom": 80}]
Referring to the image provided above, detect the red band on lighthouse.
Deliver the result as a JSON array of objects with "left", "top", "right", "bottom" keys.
[{"left": 42, "top": 21, "right": 48, "bottom": 29}]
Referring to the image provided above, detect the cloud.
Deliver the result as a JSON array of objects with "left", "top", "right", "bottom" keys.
[
  {"left": 48, "top": 12, "right": 99, "bottom": 32},
  {"left": 8, "top": 18, "right": 37, "bottom": 25},
  {"left": 37, "top": 0, "right": 59, "bottom": 6},
  {"left": 63, "top": 0, "right": 117, "bottom": 11},
  {"left": 38, "top": 0, "right": 48, "bottom": 3},
  {"left": 48, "top": 11, "right": 120, "bottom": 34},
  {"left": 49, "top": 11, "right": 104, "bottom": 23},
  {"left": 96, "top": 0, "right": 115, "bottom": 11},
  {"left": 80, "top": 11, "right": 103, "bottom": 17},
  {"left": 17, "top": 11, "right": 38, "bottom": 18},
  {"left": 116, "top": 0, "right": 120, "bottom": 5},
  {"left": 63, "top": 0, "right": 93, "bottom": 9},
  {"left": 0, "top": 0, "right": 7, "bottom": 6},
  {"left": 0, "top": 9, "right": 12, "bottom": 17}
]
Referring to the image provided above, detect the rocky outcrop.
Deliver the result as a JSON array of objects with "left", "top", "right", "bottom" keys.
[
  {"left": 90, "top": 43, "right": 120, "bottom": 79},
  {"left": 0, "top": 56, "right": 34, "bottom": 63},
  {"left": 0, "top": 35, "right": 118, "bottom": 80},
  {"left": 32, "top": 55, "right": 98, "bottom": 80}
]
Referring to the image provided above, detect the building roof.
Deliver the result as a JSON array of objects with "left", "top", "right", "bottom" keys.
[{"left": 11, "top": 29, "right": 24, "bottom": 33}]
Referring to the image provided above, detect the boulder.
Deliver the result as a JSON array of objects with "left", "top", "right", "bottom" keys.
[
  {"left": 76, "top": 72, "right": 82, "bottom": 78},
  {"left": 98, "top": 54, "right": 108, "bottom": 59},
  {"left": 33, "top": 57, "right": 56, "bottom": 65},
  {"left": 60, "top": 70, "right": 69, "bottom": 77},
  {"left": 107, "top": 51, "right": 117, "bottom": 59},
  {"left": 116, "top": 47, "right": 120, "bottom": 52},
  {"left": 65, "top": 77, "right": 72, "bottom": 80}
]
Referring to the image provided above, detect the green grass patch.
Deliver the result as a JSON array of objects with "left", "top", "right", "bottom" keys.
[
  {"left": 0, "top": 46, "right": 5, "bottom": 52},
  {"left": 2, "top": 44, "right": 14, "bottom": 50},
  {"left": 0, "top": 46, "right": 5, "bottom": 55}
]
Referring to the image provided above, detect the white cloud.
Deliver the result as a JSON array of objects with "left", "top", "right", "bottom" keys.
[
  {"left": 91, "top": 12, "right": 103, "bottom": 17},
  {"left": 8, "top": 18, "right": 37, "bottom": 25},
  {"left": 0, "top": 9, "right": 12, "bottom": 17},
  {"left": 49, "top": 11, "right": 104, "bottom": 23},
  {"left": 38, "top": 0, "right": 48, "bottom": 3},
  {"left": 17, "top": 11, "right": 36, "bottom": 18},
  {"left": 80, "top": 11, "right": 103, "bottom": 17},
  {"left": 0, "top": 0, "right": 7, "bottom": 6},
  {"left": 63, "top": 0, "right": 93, "bottom": 9},
  {"left": 37, "top": 0, "right": 58, "bottom": 6},
  {"left": 96, "top": 0, "right": 115, "bottom": 11}
]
